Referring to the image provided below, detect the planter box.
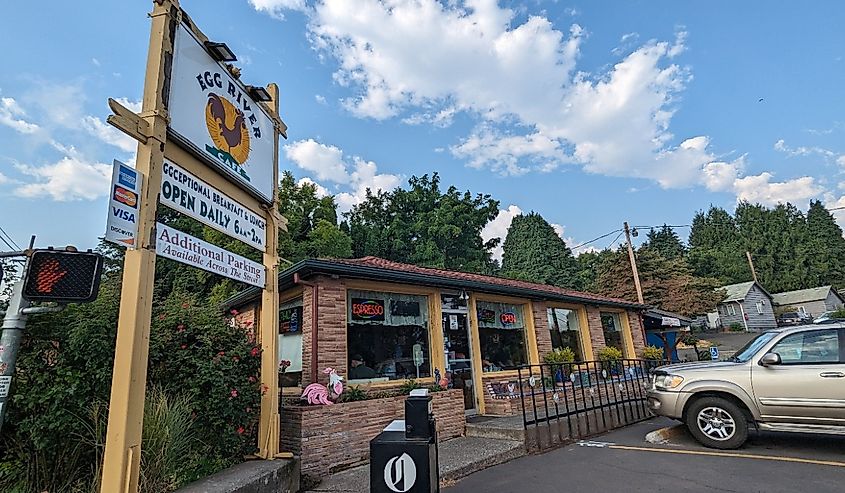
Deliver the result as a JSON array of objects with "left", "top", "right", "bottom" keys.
[{"left": 280, "top": 389, "right": 465, "bottom": 478}]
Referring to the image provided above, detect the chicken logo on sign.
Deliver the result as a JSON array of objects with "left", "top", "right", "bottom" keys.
[{"left": 205, "top": 93, "right": 251, "bottom": 165}]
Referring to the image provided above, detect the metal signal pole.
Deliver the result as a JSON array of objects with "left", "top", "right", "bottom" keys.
[
  {"left": 0, "top": 276, "right": 29, "bottom": 433},
  {"left": 623, "top": 222, "right": 645, "bottom": 304}
]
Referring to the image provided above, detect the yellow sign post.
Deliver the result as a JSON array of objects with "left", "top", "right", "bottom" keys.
[{"left": 101, "top": 1, "right": 288, "bottom": 491}]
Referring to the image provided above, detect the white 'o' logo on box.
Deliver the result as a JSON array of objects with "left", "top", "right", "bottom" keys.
[{"left": 384, "top": 452, "right": 417, "bottom": 492}]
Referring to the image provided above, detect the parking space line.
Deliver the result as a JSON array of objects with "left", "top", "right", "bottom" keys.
[{"left": 607, "top": 444, "right": 845, "bottom": 468}]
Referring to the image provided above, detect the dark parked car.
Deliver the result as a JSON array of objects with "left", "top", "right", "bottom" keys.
[{"left": 777, "top": 312, "right": 811, "bottom": 327}]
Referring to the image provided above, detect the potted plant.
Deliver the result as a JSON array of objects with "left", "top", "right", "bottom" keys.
[
  {"left": 596, "top": 346, "right": 623, "bottom": 376},
  {"left": 641, "top": 345, "right": 665, "bottom": 371},
  {"left": 543, "top": 347, "right": 576, "bottom": 386}
]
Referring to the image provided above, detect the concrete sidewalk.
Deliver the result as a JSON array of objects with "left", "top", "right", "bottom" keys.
[{"left": 305, "top": 435, "right": 525, "bottom": 492}]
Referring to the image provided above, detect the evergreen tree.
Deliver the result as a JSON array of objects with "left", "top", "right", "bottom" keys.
[
  {"left": 345, "top": 173, "right": 500, "bottom": 273},
  {"left": 593, "top": 247, "right": 723, "bottom": 317},
  {"left": 687, "top": 206, "right": 749, "bottom": 284},
  {"left": 641, "top": 224, "right": 686, "bottom": 260},
  {"left": 500, "top": 212, "right": 579, "bottom": 288},
  {"left": 806, "top": 200, "right": 845, "bottom": 290}
]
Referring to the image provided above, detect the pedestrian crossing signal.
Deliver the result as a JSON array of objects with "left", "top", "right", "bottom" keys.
[{"left": 22, "top": 249, "right": 104, "bottom": 303}]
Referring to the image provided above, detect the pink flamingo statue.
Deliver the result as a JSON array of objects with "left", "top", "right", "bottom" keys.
[{"left": 301, "top": 368, "right": 344, "bottom": 405}]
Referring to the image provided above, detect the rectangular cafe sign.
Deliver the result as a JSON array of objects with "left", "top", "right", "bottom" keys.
[
  {"left": 105, "top": 160, "right": 143, "bottom": 249},
  {"left": 155, "top": 223, "right": 265, "bottom": 288},
  {"left": 160, "top": 159, "right": 266, "bottom": 252},
  {"left": 168, "top": 23, "right": 276, "bottom": 203}
]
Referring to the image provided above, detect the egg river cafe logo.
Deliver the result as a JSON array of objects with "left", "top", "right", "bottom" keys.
[{"left": 195, "top": 71, "right": 263, "bottom": 183}]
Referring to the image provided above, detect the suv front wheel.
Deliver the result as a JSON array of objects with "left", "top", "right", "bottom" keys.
[{"left": 685, "top": 396, "right": 748, "bottom": 449}]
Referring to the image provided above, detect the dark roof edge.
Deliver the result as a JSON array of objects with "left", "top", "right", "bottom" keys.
[{"left": 220, "top": 259, "right": 649, "bottom": 312}]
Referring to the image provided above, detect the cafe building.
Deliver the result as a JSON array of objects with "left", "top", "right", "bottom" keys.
[{"left": 224, "top": 256, "right": 649, "bottom": 416}]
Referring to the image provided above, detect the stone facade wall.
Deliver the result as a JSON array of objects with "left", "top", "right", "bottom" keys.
[
  {"left": 280, "top": 389, "right": 466, "bottom": 477},
  {"left": 300, "top": 276, "right": 349, "bottom": 385},
  {"left": 628, "top": 310, "right": 647, "bottom": 356},
  {"left": 532, "top": 301, "right": 553, "bottom": 358}
]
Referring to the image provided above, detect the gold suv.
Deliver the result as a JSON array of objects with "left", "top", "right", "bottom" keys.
[{"left": 647, "top": 324, "right": 845, "bottom": 449}]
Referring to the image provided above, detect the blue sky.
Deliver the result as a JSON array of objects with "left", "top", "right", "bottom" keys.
[{"left": 1, "top": 0, "right": 843, "bottom": 260}]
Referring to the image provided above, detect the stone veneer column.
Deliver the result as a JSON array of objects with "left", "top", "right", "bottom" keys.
[
  {"left": 585, "top": 305, "right": 606, "bottom": 355},
  {"left": 532, "top": 301, "right": 552, "bottom": 358}
]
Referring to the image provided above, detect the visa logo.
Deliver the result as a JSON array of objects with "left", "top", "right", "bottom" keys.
[{"left": 112, "top": 206, "right": 136, "bottom": 223}]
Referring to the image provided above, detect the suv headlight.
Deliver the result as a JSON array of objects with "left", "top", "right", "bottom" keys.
[{"left": 653, "top": 374, "right": 684, "bottom": 390}]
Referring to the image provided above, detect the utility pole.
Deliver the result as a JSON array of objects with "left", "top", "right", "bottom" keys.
[
  {"left": 746, "top": 251, "right": 758, "bottom": 283},
  {"left": 623, "top": 222, "right": 645, "bottom": 304},
  {"left": 0, "top": 275, "right": 29, "bottom": 433}
]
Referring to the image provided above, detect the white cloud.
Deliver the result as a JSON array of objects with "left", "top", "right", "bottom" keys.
[
  {"left": 838, "top": 155, "right": 845, "bottom": 167},
  {"left": 284, "top": 139, "right": 350, "bottom": 181},
  {"left": 80, "top": 98, "right": 141, "bottom": 153},
  {"left": 451, "top": 128, "right": 567, "bottom": 176},
  {"left": 297, "top": 176, "right": 330, "bottom": 198},
  {"left": 261, "top": 2, "right": 707, "bottom": 185},
  {"left": 482, "top": 204, "right": 523, "bottom": 262},
  {"left": 283, "top": 138, "right": 401, "bottom": 213},
  {"left": 774, "top": 138, "right": 837, "bottom": 160},
  {"left": 314, "top": 94, "right": 327, "bottom": 105},
  {"left": 14, "top": 152, "right": 111, "bottom": 201},
  {"left": 702, "top": 158, "right": 742, "bottom": 192},
  {"left": 81, "top": 116, "right": 136, "bottom": 153},
  {"left": 0, "top": 97, "right": 39, "bottom": 134},
  {"left": 92, "top": 58, "right": 101, "bottom": 66},
  {"left": 732, "top": 173, "right": 822, "bottom": 206},
  {"left": 248, "top": 0, "right": 306, "bottom": 19},
  {"left": 0, "top": 172, "right": 10, "bottom": 184}
]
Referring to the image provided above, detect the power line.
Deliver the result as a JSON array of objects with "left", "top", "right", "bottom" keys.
[
  {"left": 0, "top": 225, "right": 21, "bottom": 251},
  {"left": 570, "top": 228, "right": 623, "bottom": 250},
  {"left": 605, "top": 230, "right": 625, "bottom": 250}
]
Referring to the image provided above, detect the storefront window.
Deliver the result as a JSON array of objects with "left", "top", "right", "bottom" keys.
[
  {"left": 279, "top": 298, "right": 303, "bottom": 387},
  {"left": 347, "top": 290, "right": 431, "bottom": 383},
  {"left": 547, "top": 308, "right": 583, "bottom": 361},
  {"left": 477, "top": 301, "right": 527, "bottom": 372},
  {"left": 600, "top": 312, "right": 624, "bottom": 353}
]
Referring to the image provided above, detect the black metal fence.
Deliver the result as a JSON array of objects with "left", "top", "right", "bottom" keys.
[{"left": 517, "top": 359, "right": 666, "bottom": 451}]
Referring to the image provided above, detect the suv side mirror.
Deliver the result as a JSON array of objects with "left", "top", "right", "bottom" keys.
[{"left": 759, "top": 352, "right": 782, "bottom": 367}]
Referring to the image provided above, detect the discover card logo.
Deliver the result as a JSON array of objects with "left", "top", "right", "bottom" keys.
[{"left": 384, "top": 453, "right": 416, "bottom": 493}]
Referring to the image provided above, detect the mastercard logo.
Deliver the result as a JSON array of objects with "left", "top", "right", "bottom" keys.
[{"left": 113, "top": 186, "right": 138, "bottom": 208}]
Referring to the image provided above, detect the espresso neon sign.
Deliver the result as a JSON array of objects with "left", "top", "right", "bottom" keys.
[{"left": 351, "top": 298, "right": 385, "bottom": 321}]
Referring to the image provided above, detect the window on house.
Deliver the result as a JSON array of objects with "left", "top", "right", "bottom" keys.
[
  {"left": 347, "top": 290, "right": 431, "bottom": 383},
  {"left": 547, "top": 307, "right": 583, "bottom": 361},
  {"left": 279, "top": 298, "right": 303, "bottom": 387},
  {"left": 477, "top": 301, "right": 527, "bottom": 372},
  {"left": 727, "top": 304, "right": 737, "bottom": 316},
  {"left": 756, "top": 301, "right": 764, "bottom": 314},
  {"left": 600, "top": 312, "right": 624, "bottom": 353}
]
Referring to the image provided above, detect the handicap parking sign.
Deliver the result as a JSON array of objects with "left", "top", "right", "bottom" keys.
[{"left": 709, "top": 346, "right": 719, "bottom": 361}]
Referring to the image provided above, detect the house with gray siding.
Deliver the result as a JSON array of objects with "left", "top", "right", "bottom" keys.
[
  {"left": 771, "top": 286, "right": 845, "bottom": 318},
  {"left": 716, "top": 281, "right": 777, "bottom": 331}
]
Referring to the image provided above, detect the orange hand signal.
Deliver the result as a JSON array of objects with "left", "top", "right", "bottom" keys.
[{"left": 35, "top": 258, "right": 67, "bottom": 293}]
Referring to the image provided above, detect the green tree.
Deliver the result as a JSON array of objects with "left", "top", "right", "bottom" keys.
[
  {"left": 276, "top": 171, "right": 352, "bottom": 263},
  {"left": 593, "top": 247, "right": 723, "bottom": 317},
  {"left": 346, "top": 173, "right": 500, "bottom": 273},
  {"left": 687, "top": 206, "right": 749, "bottom": 284},
  {"left": 805, "top": 200, "right": 845, "bottom": 290},
  {"left": 500, "top": 212, "right": 578, "bottom": 288},
  {"left": 641, "top": 224, "right": 686, "bottom": 260}
]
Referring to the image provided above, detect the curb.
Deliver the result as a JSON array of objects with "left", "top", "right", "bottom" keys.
[{"left": 645, "top": 424, "right": 686, "bottom": 444}]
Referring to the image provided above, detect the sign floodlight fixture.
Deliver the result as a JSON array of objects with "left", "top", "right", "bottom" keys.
[
  {"left": 204, "top": 41, "right": 237, "bottom": 62},
  {"left": 246, "top": 85, "right": 273, "bottom": 102}
]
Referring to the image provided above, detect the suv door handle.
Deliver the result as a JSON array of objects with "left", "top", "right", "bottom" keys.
[{"left": 820, "top": 372, "right": 845, "bottom": 378}]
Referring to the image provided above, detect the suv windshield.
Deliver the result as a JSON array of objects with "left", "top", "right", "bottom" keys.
[{"left": 730, "top": 332, "right": 779, "bottom": 363}]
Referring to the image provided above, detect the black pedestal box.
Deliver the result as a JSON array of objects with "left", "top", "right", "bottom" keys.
[{"left": 370, "top": 430, "right": 439, "bottom": 493}]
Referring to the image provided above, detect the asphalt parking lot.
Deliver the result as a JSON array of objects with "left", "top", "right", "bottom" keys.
[{"left": 445, "top": 417, "right": 845, "bottom": 493}]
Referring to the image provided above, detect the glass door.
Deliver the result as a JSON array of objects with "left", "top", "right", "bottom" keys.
[{"left": 442, "top": 312, "right": 476, "bottom": 414}]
